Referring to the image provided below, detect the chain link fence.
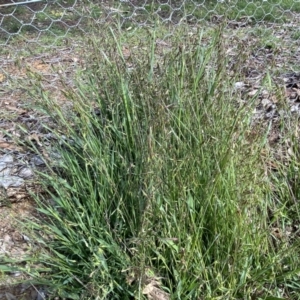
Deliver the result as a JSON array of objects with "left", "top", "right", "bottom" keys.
[{"left": 0, "top": 0, "right": 300, "bottom": 82}]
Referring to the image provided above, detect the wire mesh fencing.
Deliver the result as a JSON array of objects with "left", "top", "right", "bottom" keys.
[
  {"left": 1, "top": 1, "right": 300, "bottom": 38},
  {"left": 0, "top": 0, "right": 300, "bottom": 83}
]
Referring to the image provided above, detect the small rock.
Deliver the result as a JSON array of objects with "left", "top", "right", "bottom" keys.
[
  {"left": 0, "top": 176, "right": 24, "bottom": 188},
  {"left": 31, "top": 156, "right": 45, "bottom": 167},
  {"left": 261, "top": 90, "right": 270, "bottom": 97},
  {"left": 3, "top": 234, "right": 12, "bottom": 243},
  {"left": 262, "top": 98, "right": 271, "bottom": 106},
  {"left": 0, "top": 155, "right": 14, "bottom": 164},
  {"left": 248, "top": 89, "right": 259, "bottom": 97},
  {"left": 22, "top": 235, "right": 30, "bottom": 242},
  {"left": 0, "top": 165, "right": 11, "bottom": 177},
  {"left": 234, "top": 82, "right": 245, "bottom": 90},
  {"left": 11, "top": 272, "right": 22, "bottom": 277},
  {"left": 18, "top": 167, "right": 34, "bottom": 179},
  {"left": 288, "top": 147, "right": 295, "bottom": 157},
  {"left": 291, "top": 104, "right": 300, "bottom": 113}
]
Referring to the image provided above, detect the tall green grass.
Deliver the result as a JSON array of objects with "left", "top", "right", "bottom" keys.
[{"left": 11, "top": 26, "right": 300, "bottom": 299}]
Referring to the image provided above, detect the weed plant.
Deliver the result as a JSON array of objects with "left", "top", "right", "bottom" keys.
[{"left": 10, "top": 26, "right": 300, "bottom": 299}]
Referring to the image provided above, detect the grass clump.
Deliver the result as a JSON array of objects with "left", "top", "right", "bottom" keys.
[{"left": 14, "top": 26, "right": 300, "bottom": 299}]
